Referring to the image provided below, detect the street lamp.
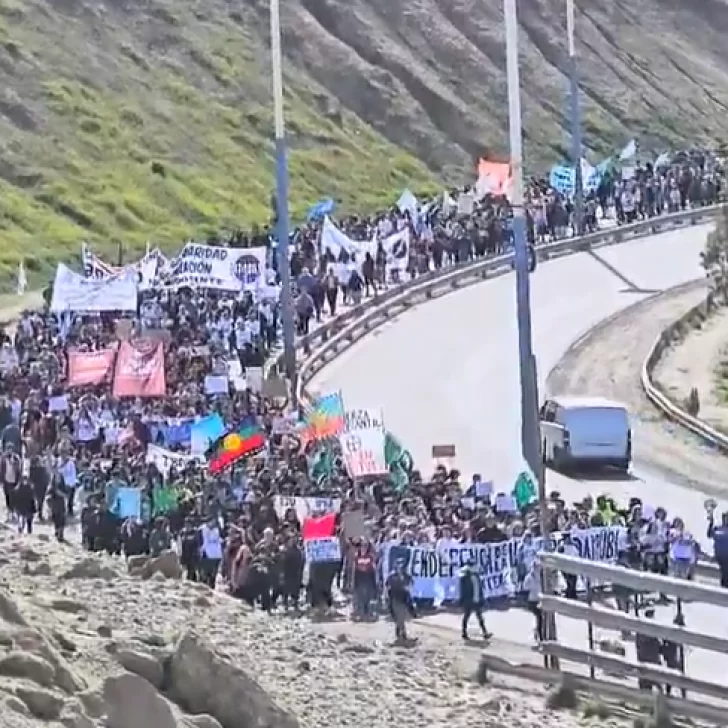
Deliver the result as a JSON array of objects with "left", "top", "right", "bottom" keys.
[
  {"left": 567, "top": 0, "right": 584, "bottom": 235},
  {"left": 503, "top": 0, "right": 558, "bottom": 658},
  {"left": 270, "top": 0, "right": 298, "bottom": 408},
  {"left": 503, "top": 0, "right": 542, "bottom": 500}
]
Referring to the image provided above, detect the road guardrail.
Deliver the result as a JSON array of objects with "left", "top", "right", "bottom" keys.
[
  {"left": 264, "top": 203, "right": 724, "bottom": 408},
  {"left": 641, "top": 292, "right": 728, "bottom": 455}
]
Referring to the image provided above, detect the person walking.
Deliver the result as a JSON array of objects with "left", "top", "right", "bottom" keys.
[
  {"left": 459, "top": 557, "right": 492, "bottom": 641},
  {"left": 386, "top": 559, "right": 414, "bottom": 644}
]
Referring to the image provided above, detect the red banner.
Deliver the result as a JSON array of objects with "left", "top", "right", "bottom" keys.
[
  {"left": 67, "top": 348, "right": 116, "bottom": 387},
  {"left": 112, "top": 339, "right": 166, "bottom": 398}
]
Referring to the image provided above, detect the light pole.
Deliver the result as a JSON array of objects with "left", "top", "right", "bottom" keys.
[
  {"left": 270, "top": 0, "right": 298, "bottom": 408},
  {"left": 567, "top": 0, "right": 584, "bottom": 235},
  {"left": 504, "top": 0, "right": 557, "bottom": 659},
  {"left": 504, "top": 0, "right": 542, "bottom": 497}
]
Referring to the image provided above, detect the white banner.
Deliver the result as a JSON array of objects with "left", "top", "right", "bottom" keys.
[
  {"left": 81, "top": 243, "right": 164, "bottom": 291},
  {"left": 320, "top": 216, "right": 361, "bottom": 258},
  {"left": 339, "top": 427, "right": 387, "bottom": 478},
  {"left": 381, "top": 228, "right": 410, "bottom": 277},
  {"left": 51, "top": 264, "right": 138, "bottom": 313},
  {"left": 304, "top": 537, "right": 342, "bottom": 563},
  {"left": 383, "top": 526, "right": 625, "bottom": 602},
  {"left": 165, "top": 243, "right": 266, "bottom": 292},
  {"left": 273, "top": 495, "right": 341, "bottom": 524},
  {"left": 146, "top": 444, "right": 204, "bottom": 477}
]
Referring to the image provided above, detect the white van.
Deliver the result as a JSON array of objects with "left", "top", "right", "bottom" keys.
[{"left": 539, "top": 396, "right": 632, "bottom": 473}]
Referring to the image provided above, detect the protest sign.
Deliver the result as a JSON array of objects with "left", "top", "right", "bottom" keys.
[
  {"left": 113, "top": 340, "right": 166, "bottom": 398},
  {"left": 112, "top": 487, "right": 142, "bottom": 519},
  {"left": 0, "top": 345, "right": 19, "bottom": 374},
  {"left": 152, "top": 485, "right": 179, "bottom": 515},
  {"left": 344, "top": 407, "right": 384, "bottom": 433},
  {"left": 383, "top": 526, "right": 624, "bottom": 601},
  {"left": 166, "top": 243, "right": 266, "bottom": 292},
  {"left": 273, "top": 495, "right": 341, "bottom": 524},
  {"left": 146, "top": 444, "right": 203, "bottom": 477},
  {"left": 51, "top": 263, "right": 138, "bottom": 313},
  {"left": 204, "top": 375, "right": 228, "bottom": 396},
  {"left": 339, "top": 428, "right": 387, "bottom": 478},
  {"left": 304, "top": 537, "right": 342, "bottom": 563},
  {"left": 48, "top": 395, "right": 69, "bottom": 412},
  {"left": 67, "top": 348, "right": 116, "bottom": 387}
]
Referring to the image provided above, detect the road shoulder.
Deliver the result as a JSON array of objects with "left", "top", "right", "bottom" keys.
[{"left": 546, "top": 280, "right": 728, "bottom": 497}]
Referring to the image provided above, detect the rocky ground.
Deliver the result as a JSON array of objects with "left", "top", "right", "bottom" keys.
[
  {"left": 0, "top": 521, "right": 653, "bottom": 728},
  {"left": 653, "top": 306, "right": 728, "bottom": 436},
  {"left": 547, "top": 281, "right": 728, "bottom": 495}
]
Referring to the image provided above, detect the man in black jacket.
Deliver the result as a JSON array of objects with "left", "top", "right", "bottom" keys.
[{"left": 459, "top": 557, "right": 492, "bottom": 641}]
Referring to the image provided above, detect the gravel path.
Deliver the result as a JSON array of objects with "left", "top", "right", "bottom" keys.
[
  {"left": 547, "top": 280, "right": 728, "bottom": 497},
  {"left": 653, "top": 306, "right": 728, "bottom": 434}
]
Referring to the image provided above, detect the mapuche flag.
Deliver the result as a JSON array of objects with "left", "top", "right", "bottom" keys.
[{"left": 207, "top": 416, "right": 267, "bottom": 475}]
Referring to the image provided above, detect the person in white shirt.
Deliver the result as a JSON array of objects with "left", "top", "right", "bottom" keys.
[{"left": 199, "top": 517, "right": 224, "bottom": 589}]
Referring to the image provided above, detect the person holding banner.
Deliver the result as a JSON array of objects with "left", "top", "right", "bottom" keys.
[{"left": 459, "top": 557, "right": 492, "bottom": 642}]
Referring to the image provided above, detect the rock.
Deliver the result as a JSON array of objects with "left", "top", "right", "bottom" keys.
[
  {"left": 0, "top": 589, "right": 29, "bottom": 626},
  {"left": 29, "top": 561, "right": 52, "bottom": 576},
  {"left": 61, "top": 713, "right": 96, "bottom": 728},
  {"left": 137, "top": 633, "right": 167, "bottom": 648},
  {"left": 115, "top": 648, "right": 164, "bottom": 688},
  {"left": 51, "top": 598, "right": 88, "bottom": 614},
  {"left": 97, "top": 625, "right": 113, "bottom": 638},
  {"left": 103, "top": 672, "right": 178, "bottom": 728},
  {"left": 16, "top": 685, "right": 65, "bottom": 719},
  {"left": 168, "top": 631, "right": 299, "bottom": 728},
  {"left": 142, "top": 551, "right": 183, "bottom": 580},
  {"left": 342, "top": 642, "right": 375, "bottom": 655},
  {"left": 77, "top": 689, "right": 105, "bottom": 718},
  {"left": 127, "top": 555, "right": 149, "bottom": 572},
  {"left": 59, "top": 700, "right": 97, "bottom": 728},
  {"left": 11, "top": 628, "right": 86, "bottom": 694},
  {"left": 194, "top": 595, "right": 211, "bottom": 607},
  {"left": 62, "top": 558, "right": 118, "bottom": 581},
  {"left": 184, "top": 715, "right": 224, "bottom": 728},
  {"left": 0, "top": 651, "right": 55, "bottom": 687},
  {"left": 20, "top": 547, "right": 42, "bottom": 562},
  {"left": 3, "top": 695, "right": 30, "bottom": 715},
  {"left": 53, "top": 631, "right": 78, "bottom": 653}
]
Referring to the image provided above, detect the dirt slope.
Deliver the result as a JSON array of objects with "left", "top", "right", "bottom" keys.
[{"left": 1, "top": 0, "right": 728, "bottom": 287}]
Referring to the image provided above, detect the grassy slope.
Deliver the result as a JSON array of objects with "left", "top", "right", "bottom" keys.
[
  {"left": 1, "top": 0, "right": 728, "bottom": 292},
  {"left": 0, "top": 0, "right": 439, "bottom": 289}
]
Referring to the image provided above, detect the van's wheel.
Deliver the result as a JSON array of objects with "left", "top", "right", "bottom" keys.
[{"left": 552, "top": 446, "right": 566, "bottom": 471}]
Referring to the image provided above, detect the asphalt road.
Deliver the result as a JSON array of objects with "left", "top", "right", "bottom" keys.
[{"left": 310, "top": 224, "right": 728, "bottom": 680}]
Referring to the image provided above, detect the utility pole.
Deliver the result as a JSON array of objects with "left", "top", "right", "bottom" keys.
[{"left": 270, "top": 0, "right": 298, "bottom": 408}]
